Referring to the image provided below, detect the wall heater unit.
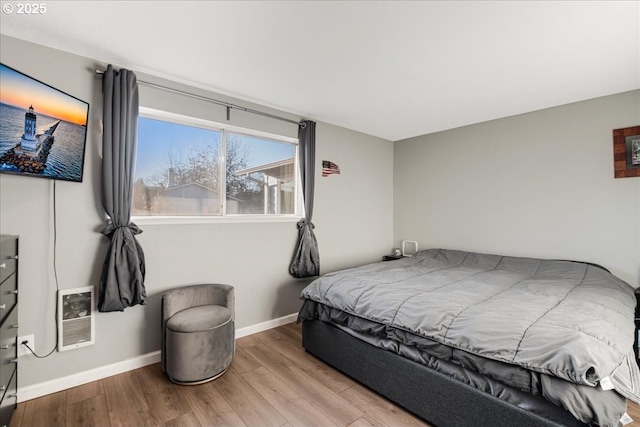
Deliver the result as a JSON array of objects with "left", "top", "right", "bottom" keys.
[{"left": 57, "top": 286, "right": 95, "bottom": 351}]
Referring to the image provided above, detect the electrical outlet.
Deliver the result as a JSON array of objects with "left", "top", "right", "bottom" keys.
[{"left": 18, "top": 334, "right": 35, "bottom": 357}]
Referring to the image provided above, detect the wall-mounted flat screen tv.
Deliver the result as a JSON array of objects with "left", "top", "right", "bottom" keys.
[{"left": 0, "top": 63, "right": 89, "bottom": 183}]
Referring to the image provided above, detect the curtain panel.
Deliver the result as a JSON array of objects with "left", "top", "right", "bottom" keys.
[
  {"left": 99, "top": 65, "right": 147, "bottom": 312},
  {"left": 289, "top": 120, "right": 320, "bottom": 278}
]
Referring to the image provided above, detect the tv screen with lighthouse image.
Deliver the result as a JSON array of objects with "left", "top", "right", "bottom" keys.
[{"left": 0, "top": 63, "right": 89, "bottom": 182}]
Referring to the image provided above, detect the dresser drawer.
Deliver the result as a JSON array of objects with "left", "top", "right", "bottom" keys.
[
  {"left": 0, "top": 368, "right": 17, "bottom": 427},
  {"left": 0, "top": 236, "right": 18, "bottom": 427},
  {"left": 0, "top": 307, "right": 18, "bottom": 391},
  {"left": 0, "top": 237, "right": 17, "bottom": 285},
  {"left": 0, "top": 263, "right": 15, "bottom": 289},
  {"left": 0, "top": 274, "right": 17, "bottom": 326}
]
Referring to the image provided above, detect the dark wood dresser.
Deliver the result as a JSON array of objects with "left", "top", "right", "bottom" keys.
[{"left": 0, "top": 235, "right": 18, "bottom": 427}]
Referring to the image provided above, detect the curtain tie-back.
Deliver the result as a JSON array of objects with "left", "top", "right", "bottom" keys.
[
  {"left": 100, "top": 222, "right": 143, "bottom": 238},
  {"left": 290, "top": 217, "right": 320, "bottom": 278},
  {"left": 296, "top": 219, "right": 315, "bottom": 229}
]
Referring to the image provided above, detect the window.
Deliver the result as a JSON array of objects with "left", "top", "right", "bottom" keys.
[{"left": 132, "top": 109, "right": 299, "bottom": 219}]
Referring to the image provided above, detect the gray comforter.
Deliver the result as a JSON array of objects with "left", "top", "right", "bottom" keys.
[{"left": 299, "top": 249, "right": 640, "bottom": 426}]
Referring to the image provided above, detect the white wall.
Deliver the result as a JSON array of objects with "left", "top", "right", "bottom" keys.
[
  {"left": 394, "top": 90, "right": 640, "bottom": 287},
  {"left": 0, "top": 35, "right": 394, "bottom": 388}
]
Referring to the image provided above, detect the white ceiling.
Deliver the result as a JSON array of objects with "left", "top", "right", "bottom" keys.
[{"left": 1, "top": 1, "right": 638, "bottom": 141}]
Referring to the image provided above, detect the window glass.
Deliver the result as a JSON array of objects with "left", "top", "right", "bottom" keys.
[
  {"left": 227, "top": 133, "right": 296, "bottom": 215},
  {"left": 132, "top": 114, "right": 298, "bottom": 218}
]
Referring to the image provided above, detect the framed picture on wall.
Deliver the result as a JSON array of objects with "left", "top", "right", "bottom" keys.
[{"left": 613, "top": 125, "right": 640, "bottom": 178}]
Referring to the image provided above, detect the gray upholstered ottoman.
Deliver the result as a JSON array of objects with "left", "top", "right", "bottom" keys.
[{"left": 161, "top": 284, "right": 235, "bottom": 385}]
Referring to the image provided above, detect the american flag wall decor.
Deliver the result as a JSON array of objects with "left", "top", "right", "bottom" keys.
[{"left": 322, "top": 160, "right": 341, "bottom": 177}]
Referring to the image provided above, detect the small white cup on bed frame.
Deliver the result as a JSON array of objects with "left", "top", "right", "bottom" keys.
[{"left": 401, "top": 240, "right": 419, "bottom": 257}]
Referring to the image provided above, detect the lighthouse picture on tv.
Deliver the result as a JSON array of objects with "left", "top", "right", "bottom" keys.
[{"left": 0, "top": 63, "right": 89, "bottom": 182}]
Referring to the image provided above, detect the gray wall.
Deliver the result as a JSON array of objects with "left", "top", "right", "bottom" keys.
[
  {"left": 3, "top": 32, "right": 636, "bottom": 394},
  {"left": 394, "top": 90, "right": 640, "bottom": 287},
  {"left": 0, "top": 36, "right": 394, "bottom": 387}
]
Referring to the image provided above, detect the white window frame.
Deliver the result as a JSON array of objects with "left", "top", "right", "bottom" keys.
[{"left": 133, "top": 107, "right": 303, "bottom": 225}]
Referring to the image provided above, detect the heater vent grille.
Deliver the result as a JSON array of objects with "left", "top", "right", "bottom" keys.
[{"left": 58, "top": 286, "right": 95, "bottom": 351}]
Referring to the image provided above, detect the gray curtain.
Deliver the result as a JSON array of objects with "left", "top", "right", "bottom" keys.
[
  {"left": 98, "top": 65, "right": 147, "bottom": 312},
  {"left": 289, "top": 121, "right": 320, "bottom": 278}
]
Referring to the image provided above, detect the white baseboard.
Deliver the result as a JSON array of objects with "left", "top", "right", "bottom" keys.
[
  {"left": 235, "top": 312, "right": 298, "bottom": 338},
  {"left": 17, "top": 351, "right": 162, "bottom": 403},
  {"left": 18, "top": 312, "right": 298, "bottom": 403}
]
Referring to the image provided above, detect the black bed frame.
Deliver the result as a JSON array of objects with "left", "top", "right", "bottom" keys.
[{"left": 302, "top": 320, "right": 588, "bottom": 427}]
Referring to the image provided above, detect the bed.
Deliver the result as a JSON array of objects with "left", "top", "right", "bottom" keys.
[{"left": 297, "top": 249, "right": 640, "bottom": 427}]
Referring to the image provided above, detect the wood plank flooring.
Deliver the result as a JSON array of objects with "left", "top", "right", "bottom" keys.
[
  {"left": 8, "top": 322, "right": 640, "bottom": 427},
  {"left": 8, "top": 323, "right": 430, "bottom": 427}
]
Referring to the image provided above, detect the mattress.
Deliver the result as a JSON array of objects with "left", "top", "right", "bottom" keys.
[{"left": 298, "top": 249, "right": 640, "bottom": 426}]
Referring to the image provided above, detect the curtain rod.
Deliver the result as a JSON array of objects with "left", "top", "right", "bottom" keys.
[{"left": 95, "top": 69, "right": 305, "bottom": 128}]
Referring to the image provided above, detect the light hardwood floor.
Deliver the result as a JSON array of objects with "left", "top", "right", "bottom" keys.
[{"left": 8, "top": 322, "right": 640, "bottom": 427}]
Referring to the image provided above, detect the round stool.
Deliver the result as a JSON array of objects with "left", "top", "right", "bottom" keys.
[{"left": 161, "top": 284, "right": 235, "bottom": 385}]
